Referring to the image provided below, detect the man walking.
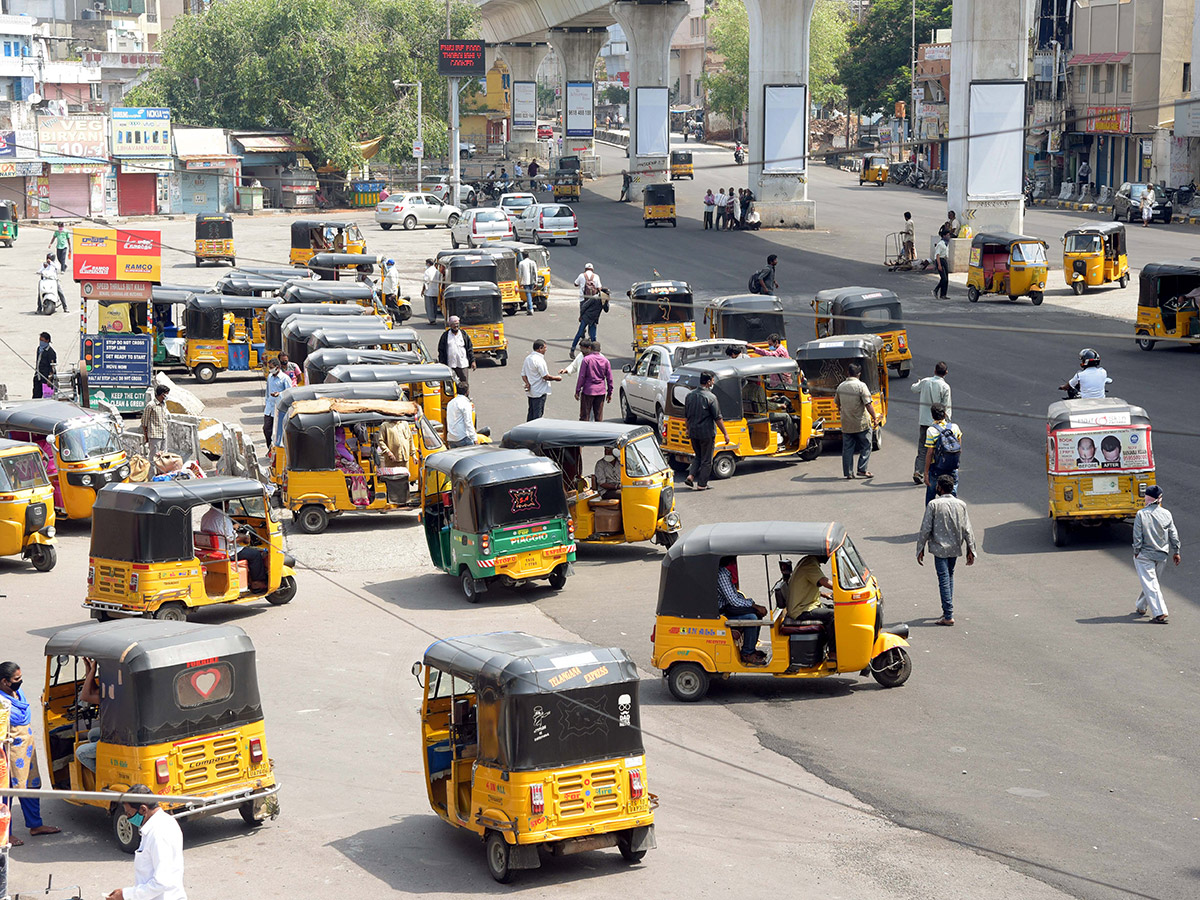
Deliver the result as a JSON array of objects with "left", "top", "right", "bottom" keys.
[
  {"left": 437, "top": 316, "right": 476, "bottom": 385},
  {"left": 33, "top": 331, "right": 56, "bottom": 399},
  {"left": 423, "top": 257, "right": 441, "bottom": 324},
  {"left": 901, "top": 211, "right": 915, "bottom": 268},
  {"left": 835, "top": 362, "right": 878, "bottom": 479},
  {"left": 932, "top": 235, "right": 949, "bottom": 298},
  {"left": 47, "top": 222, "right": 71, "bottom": 272},
  {"left": 445, "top": 381, "right": 478, "bottom": 447},
  {"left": 910, "top": 361, "right": 951, "bottom": 483},
  {"left": 1131, "top": 485, "right": 1180, "bottom": 624},
  {"left": 141, "top": 384, "right": 170, "bottom": 459},
  {"left": 683, "top": 371, "right": 729, "bottom": 490},
  {"left": 749, "top": 254, "right": 779, "bottom": 295},
  {"left": 521, "top": 339, "right": 560, "bottom": 420},
  {"left": 916, "top": 474, "right": 977, "bottom": 626},
  {"left": 619, "top": 170, "right": 632, "bottom": 202},
  {"left": 574, "top": 339, "right": 612, "bottom": 422},
  {"left": 921, "top": 403, "right": 961, "bottom": 504},
  {"left": 263, "top": 357, "right": 291, "bottom": 447},
  {"left": 569, "top": 263, "right": 606, "bottom": 358},
  {"left": 104, "top": 785, "right": 186, "bottom": 900},
  {"left": 518, "top": 251, "right": 538, "bottom": 316}
]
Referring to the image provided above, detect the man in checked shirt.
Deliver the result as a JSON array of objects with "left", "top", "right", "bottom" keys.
[{"left": 717, "top": 557, "right": 768, "bottom": 665}]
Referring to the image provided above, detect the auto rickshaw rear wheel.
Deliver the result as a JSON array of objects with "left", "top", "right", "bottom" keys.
[
  {"left": 617, "top": 830, "right": 648, "bottom": 862},
  {"left": 296, "top": 504, "right": 329, "bottom": 535},
  {"left": 193, "top": 363, "right": 217, "bottom": 384},
  {"left": 667, "top": 662, "right": 710, "bottom": 702},
  {"left": 967, "top": 286, "right": 980, "bottom": 303},
  {"left": 28, "top": 543, "right": 56, "bottom": 572},
  {"left": 1135, "top": 332, "right": 1155, "bottom": 351},
  {"left": 871, "top": 428, "right": 883, "bottom": 451},
  {"left": 1119, "top": 274, "right": 1129, "bottom": 288},
  {"left": 266, "top": 575, "right": 297, "bottom": 605},
  {"left": 111, "top": 806, "right": 142, "bottom": 854},
  {"left": 154, "top": 602, "right": 188, "bottom": 622},
  {"left": 712, "top": 453, "right": 736, "bottom": 479},
  {"left": 894, "top": 362, "right": 911, "bottom": 379},
  {"left": 1030, "top": 292, "right": 1044, "bottom": 306},
  {"left": 461, "top": 569, "right": 482, "bottom": 603},
  {"left": 239, "top": 798, "right": 269, "bottom": 826},
  {"left": 870, "top": 647, "right": 911, "bottom": 688},
  {"left": 548, "top": 564, "right": 568, "bottom": 590},
  {"left": 486, "top": 830, "right": 514, "bottom": 883},
  {"left": 1051, "top": 516, "right": 1069, "bottom": 547}
]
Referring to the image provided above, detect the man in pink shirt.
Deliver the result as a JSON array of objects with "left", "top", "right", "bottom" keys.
[{"left": 575, "top": 340, "right": 613, "bottom": 421}]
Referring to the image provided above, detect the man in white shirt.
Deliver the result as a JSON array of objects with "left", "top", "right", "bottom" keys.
[
  {"left": 105, "top": 785, "right": 187, "bottom": 900},
  {"left": 932, "top": 237, "right": 949, "bottom": 299},
  {"left": 1060, "top": 348, "right": 1111, "bottom": 399},
  {"left": 200, "top": 504, "right": 268, "bottom": 590},
  {"left": 422, "top": 258, "right": 441, "bottom": 324},
  {"left": 437, "top": 316, "right": 475, "bottom": 386},
  {"left": 380, "top": 258, "right": 402, "bottom": 320},
  {"left": 518, "top": 252, "right": 538, "bottom": 316},
  {"left": 521, "top": 339, "right": 561, "bottom": 420},
  {"left": 445, "top": 381, "right": 478, "bottom": 447}
]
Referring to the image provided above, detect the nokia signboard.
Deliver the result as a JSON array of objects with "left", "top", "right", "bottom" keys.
[{"left": 438, "top": 40, "right": 486, "bottom": 77}]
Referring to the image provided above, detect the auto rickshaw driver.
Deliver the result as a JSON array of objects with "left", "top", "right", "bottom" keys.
[
  {"left": 779, "top": 555, "right": 834, "bottom": 625},
  {"left": 75, "top": 657, "right": 102, "bottom": 779},
  {"left": 594, "top": 446, "right": 620, "bottom": 499}
]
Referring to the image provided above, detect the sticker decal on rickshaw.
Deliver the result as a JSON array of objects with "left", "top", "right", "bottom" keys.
[
  {"left": 668, "top": 626, "right": 726, "bottom": 636},
  {"left": 547, "top": 666, "right": 581, "bottom": 688},
  {"left": 583, "top": 665, "right": 609, "bottom": 684},
  {"left": 509, "top": 485, "right": 539, "bottom": 512},
  {"left": 532, "top": 705, "right": 550, "bottom": 742},
  {"left": 618, "top": 693, "right": 632, "bottom": 727},
  {"left": 559, "top": 695, "right": 609, "bottom": 738},
  {"left": 189, "top": 668, "right": 222, "bottom": 699}
]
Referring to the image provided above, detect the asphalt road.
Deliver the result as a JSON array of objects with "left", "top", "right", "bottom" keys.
[{"left": 0, "top": 159, "right": 1197, "bottom": 899}]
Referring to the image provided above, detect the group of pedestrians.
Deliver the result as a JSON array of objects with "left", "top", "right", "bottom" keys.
[{"left": 703, "top": 188, "right": 755, "bottom": 231}]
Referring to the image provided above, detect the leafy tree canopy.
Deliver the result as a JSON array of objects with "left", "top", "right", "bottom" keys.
[
  {"left": 127, "top": 0, "right": 479, "bottom": 168},
  {"left": 837, "top": 0, "right": 951, "bottom": 114}
]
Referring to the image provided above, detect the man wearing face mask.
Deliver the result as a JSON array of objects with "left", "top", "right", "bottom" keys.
[
  {"left": 105, "top": 785, "right": 187, "bottom": 900},
  {"left": 33, "top": 331, "right": 56, "bottom": 399},
  {"left": 0, "top": 661, "right": 62, "bottom": 843},
  {"left": 594, "top": 446, "right": 621, "bottom": 499}
]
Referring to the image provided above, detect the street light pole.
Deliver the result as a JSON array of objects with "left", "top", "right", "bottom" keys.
[{"left": 910, "top": 0, "right": 916, "bottom": 163}]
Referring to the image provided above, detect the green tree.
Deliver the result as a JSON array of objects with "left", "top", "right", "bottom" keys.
[
  {"left": 599, "top": 85, "right": 629, "bottom": 105},
  {"left": 126, "top": 0, "right": 479, "bottom": 167},
  {"left": 837, "top": 0, "right": 952, "bottom": 114},
  {"left": 702, "top": 0, "right": 851, "bottom": 122}
]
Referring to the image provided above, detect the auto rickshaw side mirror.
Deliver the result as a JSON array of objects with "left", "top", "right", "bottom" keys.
[
  {"left": 57, "top": 654, "right": 70, "bottom": 666},
  {"left": 411, "top": 661, "right": 424, "bottom": 685}
]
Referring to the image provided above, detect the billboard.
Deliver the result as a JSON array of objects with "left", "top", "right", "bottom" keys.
[
  {"left": 438, "top": 40, "right": 486, "bottom": 77},
  {"left": 1049, "top": 426, "right": 1153, "bottom": 475},
  {"left": 967, "top": 81, "right": 1024, "bottom": 200},
  {"left": 37, "top": 115, "right": 108, "bottom": 162},
  {"left": 763, "top": 84, "right": 807, "bottom": 173},
  {"left": 110, "top": 107, "right": 172, "bottom": 157},
  {"left": 566, "top": 82, "right": 595, "bottom": 138},
  {"left": 512, "top": 81, "right": 537, "bottom": 128},
  {"left": 72, "top": 228, "right": 162, "bottom": 283},
  {"left": 635, "top": 86, "right": 668, "bottom": 156}
]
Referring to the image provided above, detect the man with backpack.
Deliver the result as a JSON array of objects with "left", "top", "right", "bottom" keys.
[
  {"left": 921, "top": 403, "right": 961, "bottom": 504},
  {"left": 570, "top": 263, "right": 608, "bottom": 358},
  {"left": 748, "top": 254, "right": 778, "bottom": 295}
]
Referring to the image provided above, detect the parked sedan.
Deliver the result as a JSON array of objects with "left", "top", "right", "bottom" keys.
[
  {"left": 1112, "top": 182, "right": 1173, "bottom": 224},
  {"left": 449, "top": 207, "right": 515, "bottom": 249},
  {"left": 514, "top": 203, "right": 579, "bottom": 246},
  {"left": 619, "top": 339, "right": 747, "bottom": 436},
  {"left": 375, "top": 193, "right": 462, "bottom": 231}
]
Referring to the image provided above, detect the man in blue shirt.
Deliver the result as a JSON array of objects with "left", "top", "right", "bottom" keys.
[
  {"left": 716, "top": 557, "right": 768, "bottom": 665},
  {"left": 263, "top": 358, "right": 291, "bottom": 447}
]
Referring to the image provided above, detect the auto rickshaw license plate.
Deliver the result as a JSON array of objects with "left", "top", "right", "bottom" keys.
[
  {"left": 518, "top": 554, "right": 539, "bottom": 570},
  {"left": 1090, "top": 476, "right": 1119, "bottom": 494}
]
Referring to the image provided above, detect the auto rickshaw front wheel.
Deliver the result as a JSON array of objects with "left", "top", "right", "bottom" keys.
[
  {"left": 266, "top": 575, "right": 297, "bottom": 605},
  {"left": 485, "top": 830, "right": 515, "bottom": 883},
  {"left": 1030, "top": 292, "right": 1044, "bottom": 306},
  {"left": 1071, "top": 280, "right": 1086, "bottom": 295},
  {"left": 870, "top": 647, "right": 911, "bottom": 688},
  {"left": 28, "top": 543, "right": 56, "bottom": 572},
  {"left": 667, "top": 662, "right": 710, "bottom": 702},
  {"left": 111, "top": 806, "right": 142, "bottom": 854}
]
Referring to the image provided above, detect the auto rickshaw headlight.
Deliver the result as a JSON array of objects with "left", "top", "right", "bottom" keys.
[
  {"left": 666, "top": 512, "right": 681, "bottom": 529},
  {"left": 43, "top": 527, "right": 55, "bottom": 538},
  {"left": 119, "top": 465, "right": 131, "bottom": 479},
  {"left": 80, "top": 474, "right": 93, "bottom": 487}
]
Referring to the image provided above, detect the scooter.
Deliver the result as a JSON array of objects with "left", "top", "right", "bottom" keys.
[{"left": 38, "top": 270, "right": 63, "bottom": 316}]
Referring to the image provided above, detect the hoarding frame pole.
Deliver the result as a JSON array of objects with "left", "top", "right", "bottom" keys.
[{"left": 450, "top": 77, "right": 461, "bottom": 209}]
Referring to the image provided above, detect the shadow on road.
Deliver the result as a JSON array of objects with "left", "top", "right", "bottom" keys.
[
  {"left": 982, "top": 516, "right": 1131, "bottom": 555},
  {"left": 365, "top": 572, "right": 549, "bottom": 612}
]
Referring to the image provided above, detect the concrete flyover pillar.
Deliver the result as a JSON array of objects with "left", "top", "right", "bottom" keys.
[
  {"left": 547, "top": 27, "right": 608, "bottom": 156},
  {"left": 744, "top": 0, "right": 816, "bottom": 228},
  {"left": 610, "top": 0, "right": 689, "bottom": 196},
  {"left": 497, "top": 42, "right": 550, "bottom": 162},
  {"left": 946, "top": 0, "right": 1030, "bottom": 236}
]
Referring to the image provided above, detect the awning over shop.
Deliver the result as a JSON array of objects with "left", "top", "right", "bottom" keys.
[
  {"left": 1067, "top": 51, "right": 1130, "bottom": 66},
  {"left": 233, "top": 133, "right": 313, "bottom": 153},
  {"left": 174, "top": 127, "right": 239, "bottom": 169}
]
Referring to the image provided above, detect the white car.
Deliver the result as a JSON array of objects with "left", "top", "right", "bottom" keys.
[
  {"left": 513, "top": 203, "right": 579, "bottom": 246},
  {"left": 375, "top": 193, "right": 462, "bottom": 231},
  {"left": 619, "top": 339, "right": 747, "bottom": 435},
  {"left": 427, "top": 176, "right": 477, "bottom": 206},
  {"left": 498, "top": 192, "right": 538, "bottom": 222},
  {"left": 450, "top": 207, "right": 514, "bottom": 249}
]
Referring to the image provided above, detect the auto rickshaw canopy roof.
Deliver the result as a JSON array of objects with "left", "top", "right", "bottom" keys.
[
  {"left": 794, "top": 334, "right": 884, "bottom": 361},
  {"left": 827, "top": 288, "right": 903, "bottom": 332},
  {"left": 423, "top": 444, "right": 560, "bottom": 487},
  {"left": 0, "top": 201, "right": 16, "bottom": 221},
  {"left": 195, "top": 213, "right": 232, "bottom": 225},
  {"left": 669, "top": 357, "right": 801, "bottom": 420},
  {"left": 156, "top": 282, "right": 214, "bottom": 295},
  {"left": 319, "top": 362, "right": 452, "bottom": 386},
  {"left": 629, "top": 279, "right": 691, "bottom": 300},
  {"left": 1046, "top": 397, "right": 1150, "bottom": 432},
  {"left": 0, "top": 400, "right": 116, "bottom": 436},
  {"left": 0, "top": 436, "right": 41, "bottom": 454},
  {"left": 151, "top": 287, "right": 199, "bottom": 306},
  {"left": 443, "top": 281, "right": 502, "bottom": 301},
  {"left": 658, "top": 521, "right": 850, "bottom": 618},
  {"left": 279, "top": 281, "right": 376, "bottom": 304},
  {"left": 1139, "top": 260, "right": 1200, "bottom": 280},
  {"left": 266, "top": 303, "right": 374, "bottom": 327},
  {"left": 278, "top": 313, "right": 382, "bottom": 343},
  {"left": 216, "top": 273, "right": 293, "bottom": 296},
  {"left": 423, "top": 632, "right": 639, "bottom": 696},
  {"left": 1137, "top": 261, "right": 1200, "bottom": 307},
  {"left": 290, "top": 219, "right": 358, "bottom": 245},
  {"left": 186, "top": 294, "right": 277, "bottom": 314},
  {"left": 1064, "top": 221, "right": 1125, "bottom": 238},
  {"left": 501, "top": 420, "right": 655, "bottom": 452},
  {"left": 307, "top": 324, "right": 403, "bottom": 348},
  {"left": 304, "top": 348, "right": 424, "bottom": 382},
  {"left": 971, "top": 231, "right": 1048, "bottom": 249},
  {"left": 93, "top": 476, "right": 267, "bottom": 516},
  {"left": 46, "top": 619, "right": 255, "bottom": 674},
  {"left": 707, "top": 294, "right": 784, "bottom": 315},
  {"left": 308, "top": 252, "right": 382, "bottom": 272},
  {"left": 273, "top": 382, "right": 413, "bottom": 444}
]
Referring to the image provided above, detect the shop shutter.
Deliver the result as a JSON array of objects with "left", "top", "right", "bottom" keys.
[
  {"left": 116, "top": 172, "right": 157, "bottom": 217},
  {"left": 181, "top": 172, "right": 222, "bottom": 215},
  {"left": 47, "top": 174, "right": 91, "bottom": 219}
]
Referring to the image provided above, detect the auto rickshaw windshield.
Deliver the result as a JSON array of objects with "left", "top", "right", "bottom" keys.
[
  {"left": 835, "top": 536, "right": 869, "bottom": 589},
  {"left": 0, "top": 451, "right": 48, "bottom": 490},
  {"left": 1065, "top": 233, "right": 1103, "bottom": 253},
  {"left": 59, "top": 422, "right": 122, "bottom": 460},
  {"left": 227, "top": 494, "right": 267, "bottom": 518},
  {"left": 1012, "top": 242, "right": 1047, "bottom": 264},
  {"left": 634, "top": 293, "right": 692, "bottom": 325},
  {"left": 625, "top": 435, "right": 668, "bottom": 476}
]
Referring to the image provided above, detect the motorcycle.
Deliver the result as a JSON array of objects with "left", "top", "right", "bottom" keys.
[
  {"left": 1176, "top": 180, "right": 1196, "bottom": 208},
  {"left": 733, "top": 144, "right": 745, "bottom": 165},
  {"left": 1024, "top": 175, "right": 1036, "bottom": 207}
]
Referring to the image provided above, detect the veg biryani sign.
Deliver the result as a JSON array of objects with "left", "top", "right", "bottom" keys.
[{"left": 72, "top": 228, "right": 162, "bottom": 283}]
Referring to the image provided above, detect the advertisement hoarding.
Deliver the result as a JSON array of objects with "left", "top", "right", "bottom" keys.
[
  {"left": 634, "top": 86, "right": 668, "bottom": 156},
  {"left": 763, "top": 84, "right": 807, "bottom": 173},
  {"left": 967, "top": 81, "right": 1024, "bottom": 199},
  {"left": 37, "top": 115, "right": 108, "bottom": 162},
  {"left": 110, "top": 107, "right": 172, "bottom": 157},
  {"left": 512, "top": 81, "right": 537, "bottom": 128},
  {"left": 566, "top": 82, "right": 595, "bottom": 138},
  {"left": 72, "top": 228, "right": 163, "bottom": 283},
  {"left": 438, "top": 40, "right": 486, "bottom": 77},
  {"left": 1049, "top": 426, "right": 1153, "bottom": 475}
]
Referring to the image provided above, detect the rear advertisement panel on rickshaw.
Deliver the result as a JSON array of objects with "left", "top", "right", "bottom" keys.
[{"left": 1048, "top": 424, "right": 1152, "bottom": 474}]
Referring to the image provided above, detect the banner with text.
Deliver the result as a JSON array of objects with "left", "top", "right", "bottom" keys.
[
  {"left": 512, "top": 81, "right": 537, "bottom": 129},
  {"left": 566, "top": 82, "right": 595, "bottom": 138},
  {"left": 72, "top": 228, "right": 163, "bottom": 283},
  {"left": 110, "top": 107, "right": 172, "bottom": 158}
]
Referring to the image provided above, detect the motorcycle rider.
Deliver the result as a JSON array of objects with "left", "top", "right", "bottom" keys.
[
  {"left": 734, "top": 142, "right": 745, "bottom": 165},
  {"left": 38, "top": 253, "right": 66, "bottom": 313},
  {"left": 1059, "top": 349, "right": 1111, "bottom": 399}
]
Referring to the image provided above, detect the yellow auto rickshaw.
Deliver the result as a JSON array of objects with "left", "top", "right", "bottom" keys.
[
  {"left": 966, "top": 232, "right": 1049, "bottom": 305},
  {"left": 288, "top": 219, "right": 365, "bottom": 266},
  {"left": 629, "top": 280, "right": 696, "bottom": 351},
  {"left": 660, "top": 357, "right": 823, "bottom": 479},
  {"left": 303, "top": 348, "right": 421, "bottom": 385},
  {"left": 443, "top": 282, "right": 507, "bottom": 366},
  {"left": 859, "top": 154, "right": 889, "bottom": 186},
  {"left": 1134, "top": 261, "right": 1200, "bottom": 350},
  {"left": 813, "top": 287, "right": 912, "bottom": 378},
  {"left": 279, "top": 366, "right": 454, "bottom": 534},
  {"left": 321, "top": 363, "right": 451, "bottom": 425},
  {"left": 493, "top": 241, "right": 550, "bottom": 312},
  {"left": 264, "top": 303, "right": 376, "bottom": 359},
  {"left": 0, "top": 438, "right": 57, "bottom": 571},
  {"left": 194, "top": 213, "right": 235, "bottom": 267},
  {"left": 501, "top": 420, "right": 682, "bottom": 548},
  {"left": 1063, "top": 222, "right": 1128, "bottom": 294},
  {"left": 305, "top": 324, "right": 430, "bottom": 362},
  {"left": 278, "top": 280, "right": 384, "bottom": 315},
  {"left": 1046, "top": 398, "right": 1155, "bottom": 546},
  {"left": 0, "top": 400, "right": 130, "bottom": 520},
  {"left": 651, "top": 522, "right": 912, "bottom": 701},
  {"left": 470, "top": 246, "right": 523, "bottom": 316},
  {"left": 183, "top": 295, "right": 275, "bottom": 383},
  {"left": 643, "top": 183, "right": 676, "bottom": 227},
  {"left": 703, "top": 294, "right": 786, "bottom": 353},
  {"left": 41, "top": 620, "right": 279, "bottom": 852},
  {"left": 84, "top": 477, "right": 297, "bottom": 621},
  {"left": 669, "top": 150, "right": 693, "bottom": 180},
  {"left": 794, "top": 335, "right": 888, "bottom": 448},
  {"left": 414, "top": 632, "right": 655, "bottom": 881},
  {"left": 552, "top": 156, "right": 583, "bottom": 202}
]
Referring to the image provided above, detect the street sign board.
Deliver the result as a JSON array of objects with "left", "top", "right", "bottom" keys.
[
  {"left": 438, "top": 40, "right": 486, "bottom": 77},
  {"left": 82, "top": 334, "right": 153, "bottom": 388},
  {"left": 80, "top": 280, "right": 152, "bottom": 301},
  {"left": 412, "top": 138, "right": 424, "bottom": 158}
]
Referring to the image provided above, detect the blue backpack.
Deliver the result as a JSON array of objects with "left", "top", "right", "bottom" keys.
[{"left": 933, "top": 424, "right": 961, "bottom": 470}]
